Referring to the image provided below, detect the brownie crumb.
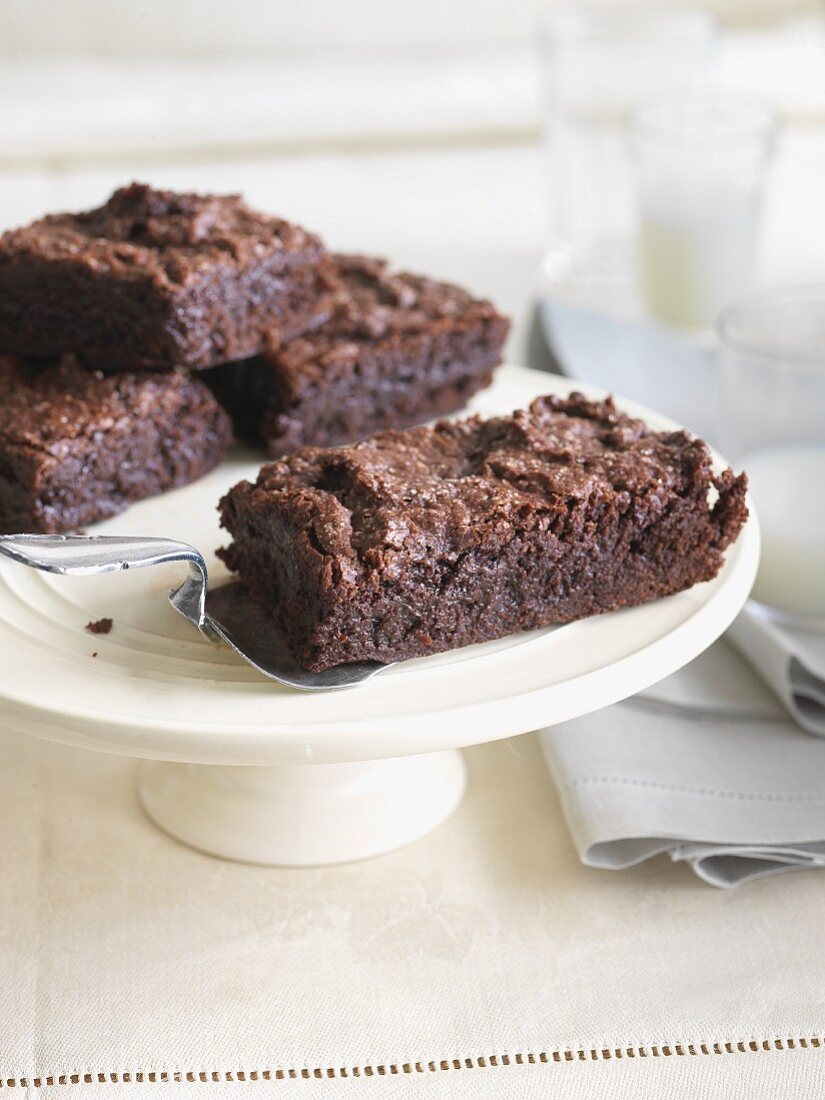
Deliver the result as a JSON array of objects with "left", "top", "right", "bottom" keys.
[{"left": 86, "top": 617, "right": 113, "bottom": 635}]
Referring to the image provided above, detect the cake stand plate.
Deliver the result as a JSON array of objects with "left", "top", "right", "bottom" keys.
[{"left": 0, "top": 366, "right": 759, "bottom": 865}]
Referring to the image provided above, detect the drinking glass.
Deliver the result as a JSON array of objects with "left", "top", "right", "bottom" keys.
[
  {"left": 717, "top": 286, "right": 825, "bottom": 624},
  {"left": 540, "top": 3, "right": 716, "bottom": 310},
  {"left": 630, "top": 94, "right": 779, "bottom": 330}
]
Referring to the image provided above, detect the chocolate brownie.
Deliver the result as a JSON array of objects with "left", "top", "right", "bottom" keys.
[
  {"left": 0, "top": 356, "right": 234, "bottom": 533},
  {"left": 0, "top": 183, "right": 336, "bottom": 371},
  {"left": 218, "top": 393, "right": 749, "bottom": 671},
  {"left": 207, "top": 254, "right": 509, "bottom": 455}
]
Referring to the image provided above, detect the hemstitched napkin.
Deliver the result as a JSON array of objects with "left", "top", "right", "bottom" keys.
[
  {"left": 540, "top": 638, "right": 825, "bottom": 888},
  {"left": 727, "top": 605, "right": 825, "bottom": 737}
]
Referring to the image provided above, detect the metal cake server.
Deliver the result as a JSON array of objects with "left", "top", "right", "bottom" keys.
[{"left": 0, "top": 533, "right": 389, "bottom": 691}]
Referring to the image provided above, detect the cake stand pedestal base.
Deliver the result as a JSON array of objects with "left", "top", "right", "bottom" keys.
[{"left": 138, "top": 749, "right": 467, "bottom": 866}]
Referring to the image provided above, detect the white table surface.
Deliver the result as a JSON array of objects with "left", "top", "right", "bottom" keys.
[{"left": 3, "top": 728, "right": 825, "bottom": 1096}]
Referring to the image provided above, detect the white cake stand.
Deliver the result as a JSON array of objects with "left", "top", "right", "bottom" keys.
[{"left": 0, "top": 367, "right": 759, "bottom": 865}]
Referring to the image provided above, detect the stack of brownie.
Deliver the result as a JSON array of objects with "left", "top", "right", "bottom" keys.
[{"left": 0, "top": 183, "right": 509, "bottom": 534}]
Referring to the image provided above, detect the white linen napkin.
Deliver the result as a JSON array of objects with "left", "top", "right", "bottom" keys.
[
  {"left": 540, "top": 638, "right": 825, "bottom": 887},
  {"left": 727, "top": 604, "right": 825, "bottom": 737}
]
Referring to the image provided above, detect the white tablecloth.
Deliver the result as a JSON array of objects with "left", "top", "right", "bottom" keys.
[{"left": 2, "top": 727, "right": 824, "bottom": 1096}]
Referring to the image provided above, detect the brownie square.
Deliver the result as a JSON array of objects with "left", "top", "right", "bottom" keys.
[
  {"left": 218, "top": 393, "right": 748, "bottom": 671},
  {"left": 0, "top": 356, "right": 234, "bottom": 533},
  {"left": 0, "top": 183, "right": 336, "bottom": 372},
  {"left": 207, "top": 254, "right": 509, "bottom": 455}
]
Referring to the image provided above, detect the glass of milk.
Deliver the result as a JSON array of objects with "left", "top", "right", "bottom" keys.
[
  {"left": 540, "top": 5, "right": 716, "bottom": 313},
  {"left": 630, "top": 94, "right": 779, "bottom": 331},
  {"left": 717, "top": 286, "right": 825, "bottom": 625}
]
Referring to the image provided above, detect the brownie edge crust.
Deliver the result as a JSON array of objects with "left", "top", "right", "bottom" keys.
[{"left": 218, "top": 393, "right": 749, "bottom": 672}]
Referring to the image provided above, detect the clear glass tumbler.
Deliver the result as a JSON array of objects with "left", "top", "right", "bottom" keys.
[
  {"left": 717, "top": 286, "right": 825, "bottom": 624},
  {"left": 540, "top": 4, "right": 716, "bottom": 311},
  {"left": 630, "top": 94, "right": 779, "bottom": 331}
]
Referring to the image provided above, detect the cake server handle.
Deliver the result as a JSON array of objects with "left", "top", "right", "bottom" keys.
[{"left": 0, "top": 533, "right": 212, "bottom": 637}]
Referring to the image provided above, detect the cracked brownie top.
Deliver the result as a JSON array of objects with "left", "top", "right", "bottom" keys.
[
  {"left": 0, "top": 183, "right": 327, "bottom": 287},
  {"left": 0, "top": 355, "right": 224, "bottom": 451},
  {"left": 222, "top": 393, "right": 743, "bottom": 571},
  {"left": 267, "top": 253, "right": 507, "bottom": 379}
]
